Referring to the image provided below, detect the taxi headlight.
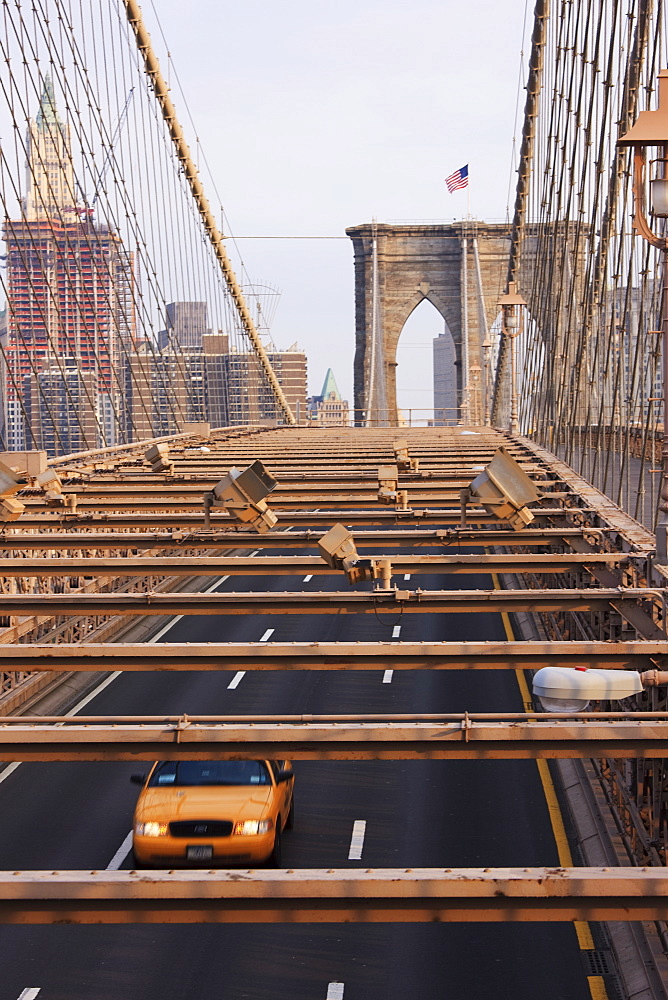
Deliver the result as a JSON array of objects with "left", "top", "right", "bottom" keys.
[
  {"left": 233, "top": 819, "right": 273, "bottom": 836},
  {"left": 135, "top": 821, "right": 168, "bottom": 837}
]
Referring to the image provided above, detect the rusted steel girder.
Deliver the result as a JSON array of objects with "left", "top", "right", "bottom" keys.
[
  {"left": 0, "top": 867, "right": 667, "bottom": 924},
  {"left": 519, "top": 436, "right": 657, "bottom": 551},
  {"left": 0, "top": 641, "right": 663, "bottom": 671},
  {"left": 0, "top": 587, "right": 658, "bottom": 617},
  {"left": 0, "top": 553, "right": 632, "bottom": 578},
  {"left": 45, "top": 479, "right": 548, "bottom": 501},
  {"left": 19, "top": 495, "right": 564, "bottom": 512},
  {"left": 0, "top": 527, "right": 615, "bottom": 550},
  {"left": 3, "top": 714, "right": 668, "bottom": 760},
  {"left": 10, "top": 507, "right": 594, "bottom": 529}
]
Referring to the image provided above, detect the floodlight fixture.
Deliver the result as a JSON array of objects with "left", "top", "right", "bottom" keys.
[
  {"left": 393, "top": 439, "right": 419, "bottom": 473},
  {"left": 206, "top": 460, "right": 278, "bottom": 533},
  {"left": 317, "top": 523, "right": 370, "bottom": 584},
  {"left": 317, "top": 523, "right": 400, "bottom": 589},
  {"left": 0, "top": 459, "right": 26, "bottom": 521},
  {"left": 0, "top": 496, "right": 24, "bottom": 521},
  {"left": 377, "top": 464, "right": 399, "bottom": 504},
  {"left": 468, "top": 447, "right": 540, "bottom": 529},
  {"left": 35, "top": 468, "right": 74, "bottom": 509},
  {"left": 145, "top": 444, "right": 173, "bottom": 475}
]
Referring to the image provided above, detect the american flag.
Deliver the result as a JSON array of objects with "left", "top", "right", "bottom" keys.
[{"left": 445, "top": 164, "right": 468, "bottom": 193}]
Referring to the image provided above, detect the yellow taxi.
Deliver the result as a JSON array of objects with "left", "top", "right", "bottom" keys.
[{"left": 131, "top": 759, "right": 294, "bottom": 867}]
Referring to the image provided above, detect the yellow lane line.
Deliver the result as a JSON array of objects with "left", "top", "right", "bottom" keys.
[{"left": 491, "top": 573, "right": 608, "bottom": 1000}]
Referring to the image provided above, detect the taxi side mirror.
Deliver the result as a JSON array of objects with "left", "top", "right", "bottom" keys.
[
  {"left": 130, "top": 773, "right": 147, "bottom": 785},
  {"left": 275, "top": 769, "right": 293, "bottom": 783}
]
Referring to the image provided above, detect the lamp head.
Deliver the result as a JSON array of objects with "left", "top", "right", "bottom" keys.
[
  {"left": 532, "top": 666, "right": 644, "bottom": 712},
  {"left": 209, "top": 460, "right": 278, "bottom": 533},
  {"left": 498, "top": 282, "right": 526, "bottom": 336},
  {"left": 618, "top": 70, "right": 668, "bottom": 148},
  {"left": 468, "top": 447, "right": 540, "bottom": 529},
  {"left": 650, "top": 174, "right": 668, "bottom": 216},
  {"left": 317, "top": 523, "right": 371, "bottom": 584},
  {"left": 498, "top": 281, "right": 527, "bottom": 309}
]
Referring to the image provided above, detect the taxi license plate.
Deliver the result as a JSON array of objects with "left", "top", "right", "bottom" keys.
[{"left": 187, "top": 845, "right": 213, "bottom": 861}]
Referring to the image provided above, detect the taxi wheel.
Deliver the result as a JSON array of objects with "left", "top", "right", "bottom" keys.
[
  {"left": 286, "top": 794, "right": 295, "bottom": 830},
  {"left": 268, "top": 827, "right": 282, "bottom": 866}
]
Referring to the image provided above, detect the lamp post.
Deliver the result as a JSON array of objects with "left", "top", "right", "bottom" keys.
[
  {"left": 618, "top": 68, "right": 668, "bottom": 564},
  {"left": 498, "top": 282, "right": 527, "bottom": 435},
  {"left": 481, "top": 336, "right": 492, "bottom": 425}
]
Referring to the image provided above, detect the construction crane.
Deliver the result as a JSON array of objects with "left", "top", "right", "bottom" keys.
[{"left": 74, "top": 88, "right": 135, "bottom": 218}]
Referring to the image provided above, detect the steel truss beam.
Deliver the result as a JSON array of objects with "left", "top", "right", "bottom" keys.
[
  {"left": 0, "top": 641, "right": 662, "bottom": 671},
  {"left": 0, "top": 553, "right": 631, "bottom": 577},
  {"left": 0, "top": 867, "right": 667, "bottom": 924},
  {"left": 0, "top": 587, "right": 657, "bottom": 616},
  {"left": 0, "top": 528, "right": 616, "bottom": 550},
  {"left": 10, "top": 508, "right": 595, "bottom": 529},
  {"left": 2, "top": 714, "right": 668, "bottom": 760}
]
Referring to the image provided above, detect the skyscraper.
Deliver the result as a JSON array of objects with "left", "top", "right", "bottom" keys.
[
  {"left": 433, "top": 327, "right": 458, "bottom": 425},
  {"left": 157, "top": 302, "right": 212, "bottom": 351},
  {"left": 308, "top": 368, "right": 349, "bottom": 425},
  {"left": 23, "top": 75, "right": 76, "bottom": 223},
  {"left": 3, "top": 76, "right": 135, "bottom": 454}
]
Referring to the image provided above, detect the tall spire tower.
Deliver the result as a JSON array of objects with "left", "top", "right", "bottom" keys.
[
  {"left": 2, "top": 73, "right": 136, "bottom": 455},
  {"left": 24, "top": 74, "right": 75, "bottom": 220}
]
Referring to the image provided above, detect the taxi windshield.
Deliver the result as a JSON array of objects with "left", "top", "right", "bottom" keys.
[{"left": 149, "top": 761, "right": 271, "bottom": 787}]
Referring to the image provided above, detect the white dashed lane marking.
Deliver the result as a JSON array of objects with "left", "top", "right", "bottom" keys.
[
  {"left": 260, "top": 628, "right": 274, "bottom": 642},
  {"left": 0, "top": 762, "right": 22, "bottom": 786},
  {"left": 107, "top": 831, "right": 133, "bottom": 870},
  {"left": 149, "top": 576, "right": 226, "bottom": 643},
  {"left": 0, "top": 668, "right": 124, "bottom": 786},
  {"left": 18, "top": 990, "right": 41, "bottom": 999},
  {"left": 303, "top": 574, "right": 313, "bottom": 582},
  {"left": 348, "top": 820, "right": 366, "bottom": 860},
  {"left": 403, "top": 574, "right": 411, "bottom": 581},
  {"left": 64, "top": 671, "right": 122, "bottom": 717},
  {"left": 382, "top": 670, "right": 393, "bottom": 684},
  {"left": 326, "top": 985, "right": 344, "bottom": 1000},
  {"left": 392, "top": 625, "right": 402, "bottom": 638},
  {"left": 227, "top": 671, "right": 246, "bottom": 689}
]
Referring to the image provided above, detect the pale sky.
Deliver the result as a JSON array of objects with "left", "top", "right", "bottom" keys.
[{"left": 143, "top": 0, "right": 530, "bottom": 410}]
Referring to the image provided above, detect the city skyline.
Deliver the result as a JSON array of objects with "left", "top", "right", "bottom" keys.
[
  {"left": 1, "top": 79, "right": 310, "bottom": 454},
  {"left": 3, "top": 77, "right": 136, "bottom": 452}
]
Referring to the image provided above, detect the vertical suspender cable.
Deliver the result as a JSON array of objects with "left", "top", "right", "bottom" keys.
[
  {"left": 121, "top": 0, "right": 295, "bottom": 425},
  {"left": 491, "top": 0, "right": 549, "bottom": 426}
]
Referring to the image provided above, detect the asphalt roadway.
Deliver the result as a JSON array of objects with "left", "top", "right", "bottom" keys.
[{"left": 0, "top": 552, "right": 596, "bottom": 1000}]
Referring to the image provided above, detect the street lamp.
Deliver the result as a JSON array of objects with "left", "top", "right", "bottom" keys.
[
  {"left": 618, "top": 68, "right": 668, "bottom": 563},
  {"left": 497, "top": 282, "right": 527, "bottom": 435},
  {"left": 532, "top": 666, "right": 668, "bottom": 712}
]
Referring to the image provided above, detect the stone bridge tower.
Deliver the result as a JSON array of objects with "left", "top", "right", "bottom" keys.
[{"left": 346, "top": 222, "right": 511, "bottom": 425}]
